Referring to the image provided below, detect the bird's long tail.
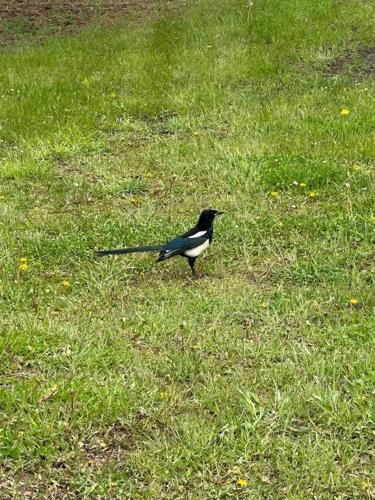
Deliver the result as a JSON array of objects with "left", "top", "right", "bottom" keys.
[{"left": 95, "top": 244, "right": 164, "bottom": 257}]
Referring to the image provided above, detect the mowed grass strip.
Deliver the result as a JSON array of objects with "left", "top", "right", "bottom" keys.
[{"left": 0, "top": 0, "right": 374, "bottom": 497}]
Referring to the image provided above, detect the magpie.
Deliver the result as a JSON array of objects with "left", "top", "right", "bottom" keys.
[{"left": 95, "top": 208, "right": 223, "bottom": 277}]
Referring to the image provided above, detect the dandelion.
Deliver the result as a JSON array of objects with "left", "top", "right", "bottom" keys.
[
  {"left": 363, "top": 480, "right": 373, "bottom": 490},
  {"left": 340, "top": 108, "right": 350, "bottom": 116},
  {"left": 350, "top": 298, "right": 359, "bottom": 305},
  {"left": 237, "top": 479, "right": 248, "bottom": 487},
  {"left": 352, "top": 164, "right": 362, "bottom": 171},
  {"left": 128, "top": 196, "right": 141, "bottom": 205},
  {"left": 299, "top": 182, "right": 307, "bottom": 187},
  {"left": 308, "top": 191, "right": 317, "bottom": 198},
  {"left": 160, "top": 390, "right": 170, "bottom": 400},
  {"left": 271, "top": 191, "right": 279, "bottom": 198},
  {"left": 62, "top": 280, "right": 71, "bottom": 288},
  {"left": 18, "top": 257, "right": 28, "bottom": 271}
]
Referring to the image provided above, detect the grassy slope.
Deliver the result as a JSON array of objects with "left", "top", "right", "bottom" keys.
[{"left": 0, "top": 0, "right": 375, "bottom": 497}]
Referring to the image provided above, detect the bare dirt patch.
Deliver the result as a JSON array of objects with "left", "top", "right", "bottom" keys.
[
  {"left": 326, "top": 45, "right": 375, "bottom": 78},
  {"left": 0, "top": 0, "right": 180, "bottom": 45},
  {"left": 82, "top": 421, "right": 136, "bottom": 466}
]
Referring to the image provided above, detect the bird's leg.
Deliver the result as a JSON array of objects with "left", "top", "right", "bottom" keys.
[{"left": 188, "top": 257, "right": 198, "bottom": 278}]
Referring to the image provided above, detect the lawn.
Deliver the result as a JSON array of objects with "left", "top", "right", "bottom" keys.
[{"left": 0, "top": 0, "right": 374, "bottom": 497}]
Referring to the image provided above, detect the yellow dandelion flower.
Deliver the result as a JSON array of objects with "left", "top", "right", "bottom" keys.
[
  {"left": 308, "top": 191, "right": 317, "bottom": 198},
  {"left": 237, "top": 479, "right": 248, "bottom": 487},
  {"left": 19, "top": 257, "right": 28, "bottom": 263},
  {"left": 299, "top": 182, "right": 307, "bottom": 187},
  {"left": 352, "top": 164, "right": 362, "bottom": 171},
  {"left": 62, "top": 280, "right": 71, "bottom": 288},
  {"left": 350, "top": 298, "right": 359, "bottom": 305},
  {"left": 19, "top": 263, "right": 29, "bottom": 271},
  {"left": 340, "top": 108, "right": 350, "bottom": 116},
  {"left": 271, "top": 191, "right": 279, "bottom": 198},
  {"left": 362, "top": 480, "right": 373, "bottom": 490},
  {"left": 128, "top": 196, "right": 141, "bottom": 205}
]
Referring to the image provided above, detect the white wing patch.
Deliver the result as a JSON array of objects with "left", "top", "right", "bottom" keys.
[
  {"left": 184, "top": 239, "right": 210, "bottom": 257},
  {"left": 188, "top": 230, "right": 207, "bottom": 238}
]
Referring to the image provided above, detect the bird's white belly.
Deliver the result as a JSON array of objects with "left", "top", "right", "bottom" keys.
[{"left": 184, "top": 239, "right": 210, "bottom": 257}]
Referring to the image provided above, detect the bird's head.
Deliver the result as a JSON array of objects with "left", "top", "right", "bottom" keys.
[{"left": 197, "top": 208, "right": 224, "bottom": 229}]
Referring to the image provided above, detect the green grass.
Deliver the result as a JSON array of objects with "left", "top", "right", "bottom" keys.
[{"left": 1, "top": 0, "right": 375, "bottom": 497}]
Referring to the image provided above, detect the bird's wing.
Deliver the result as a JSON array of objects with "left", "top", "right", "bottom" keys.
[
  {"left": 167, "top": 235, "right": 207, "bottom": 250},
  {"left": 158, "top": 235, "right": 208, "bottom": 260},
  {"left": 181, "top": 227, "right": 207, "bottom": 238}
]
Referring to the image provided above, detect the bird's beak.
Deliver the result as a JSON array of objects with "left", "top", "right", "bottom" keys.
[{"left": 216, "top": 211, "right": 224, "bottom": 216}]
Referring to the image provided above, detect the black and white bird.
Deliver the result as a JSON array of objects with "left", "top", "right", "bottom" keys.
[{"left": 95, "top": 208, "right": 223, "bottom": 277}]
